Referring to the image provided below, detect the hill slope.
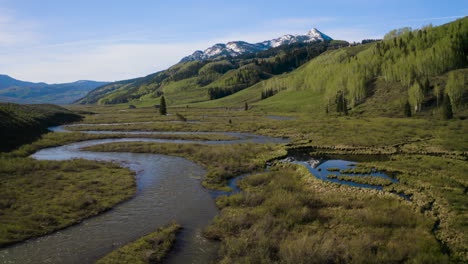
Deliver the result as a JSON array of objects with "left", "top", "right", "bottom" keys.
[
  {"left": 78, "top": 18, "right": 467, "bottom": 119},
  {"left": 199, "top": 17, "right": 468, "bottom": 118},
  {"left": 77, "top": 40, "right": 348, "bottom": 105},
  {"left": 0, "top": 103, "right": 82, "bottom": 151},
  {"left": 0, "top": 75, "right": 108, "bottom": 105}
]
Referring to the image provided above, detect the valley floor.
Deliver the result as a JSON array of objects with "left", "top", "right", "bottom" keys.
[{"left": 0, "top": 105, "right": 466, "bottom": 263}]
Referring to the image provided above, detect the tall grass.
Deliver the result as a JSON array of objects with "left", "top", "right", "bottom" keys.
[
  {"left": 205, "top": 164, "right": 448, "bottom": 263},
  {"left": 0, "top": 158, "right": 135, "bottom": 246},
  {"left": 96, "top": 223, "right": 181, "bottom": 264}
]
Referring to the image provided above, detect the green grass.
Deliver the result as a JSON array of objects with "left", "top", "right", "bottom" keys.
[
  {"left": 3, "top": 131, "right": 238, "bottom": 159},
  {"left": 2, "top": 104, "right": 465, "bottom": 262},
  {"left": 63, "top": 105, "right": 466, "bottom": 261},
  {"left": 362, "top": 155, "right": 468, "bottom": 262},
  {"left": 0, "top": 158, "right": 135, "bottom": 247},
  {"left": 64, "top": 108, "right": 468, "bottom": 152},
  {"left": 204, "top": 163, "right": 449, "bottom": 263},
  {"left": 96, "top": 223, "right": 181, "bottom": 264},
  {"left": 340, "top": 167, "right": 374, "bottom": 174},
  {"left": 327, "top": 174, "right": 395, "bottom": 186}
]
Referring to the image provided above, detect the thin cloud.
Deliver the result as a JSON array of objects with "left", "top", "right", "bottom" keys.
[
  {"left": 1, "top": 40, "right": 220, "bottom": 83},
  {"left": 0, "top": 8, "right": 40, "bottom": 46},
  {"left": 408, "top": 15, "right": 465, "bottom": 21}
]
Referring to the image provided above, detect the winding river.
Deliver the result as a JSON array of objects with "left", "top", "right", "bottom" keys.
[
  {"left": 0, "top": 122, "right": 402, "bottom": 263},
  {"left": 0, "top": 124, "right": 288, "bottom": 264}
]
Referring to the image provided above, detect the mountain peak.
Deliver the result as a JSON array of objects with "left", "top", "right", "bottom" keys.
[
  {"left": 307, "top": 28, "right": 332, "bottom": 40},
  {"left": 180, "top": 28, "right": 333, "bottom": 63}
]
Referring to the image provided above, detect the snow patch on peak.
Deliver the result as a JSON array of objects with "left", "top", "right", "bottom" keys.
[
  {"left": 307, "top": 28, "right": 332, "bottom": 40},
  {"left": 180, "top": 28, "right": 333, "bottom": 62}
]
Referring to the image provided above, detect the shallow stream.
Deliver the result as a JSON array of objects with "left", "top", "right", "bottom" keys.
[{"left": 0, "top": 124, "right": 288, "bottom": 264}]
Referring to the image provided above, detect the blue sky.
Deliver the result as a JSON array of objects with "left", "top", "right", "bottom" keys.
[{"left": 0, "top": 0, "right": 466, "bottom": 83}]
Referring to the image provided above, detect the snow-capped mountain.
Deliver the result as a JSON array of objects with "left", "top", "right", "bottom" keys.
[{"left": 180, "top": 28, "right": 332, "bottom": 62}]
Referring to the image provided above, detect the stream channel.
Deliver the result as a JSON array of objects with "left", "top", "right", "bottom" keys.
[{"left": 0, "top": 122, "right": 403, "bottom": 263}]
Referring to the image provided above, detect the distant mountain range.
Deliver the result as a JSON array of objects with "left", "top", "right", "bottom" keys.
[
  {"left": 181, "top": 28, "right": 332, "bottom": 62},
  {"left": 0, "top": 75, "right": 108, "bottom": 104}
]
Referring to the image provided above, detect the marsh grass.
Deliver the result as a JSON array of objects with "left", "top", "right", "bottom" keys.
[
  {"left": 2, "top": 104, "right": 465, "bottom": 262},
  {"left": 362, "top": 155, "right": 468, "bottom": 262},
  {"left": 327, "top": 174, "right": 394, "bottom": 186},
  {"left": 0, "top": 158, "right": 135, "bottom": 247},
  {"left": 96, "top": 223, "right": 181, "bottom": 264},
  {"left": 64, "top": 106, "right": 468, "bottom": 152},
  {"left": 340, "top": 167, "right": 374, "bottom": 174},
  {"left": 4, "top": 132, "right": 239, "bottom": 158},
  {"left": 205, "top": 164, "right": 449, "bottom": 263},
  {"left": 66, "top": 106, "right": 466, "bottom": 262}
]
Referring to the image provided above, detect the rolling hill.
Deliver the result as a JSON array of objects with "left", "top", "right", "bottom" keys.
[
  {"left": 0, "top": 103, "right": 82, "bottom": 151},
  {"left": 0, "top": 75, "right": 108, "bottom": 105}
]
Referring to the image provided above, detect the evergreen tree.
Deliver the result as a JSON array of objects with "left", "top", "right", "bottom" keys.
[
  {"left": 442, "top": 94, "right": 453, "bottom": 120},
  {"left": 335, "top": 90, "right": 348, "bottom": 114},
  {"left": 404, "top": 101, "right": 412, "bottom": 117},
  {"left": 434, "top": 84, "right": 443, "bottom": 107},
  {"left": 343, "top": 97, "right": 348, "bottom": 115},
  {"left": 244, "top": 102, "right": 249, "bottom": 111},
  {"left": 159, "top": 96, "right": 167, "bottom": 115},
  {"left": 335, "top": 91, "right": 344, "bottom": 112}
]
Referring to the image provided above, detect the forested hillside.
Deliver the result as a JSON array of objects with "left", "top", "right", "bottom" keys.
[
  {"left": 78, "top": 18, "right": 467, "bottom": 119},
  {"left": 208, "top": 17, "right": 467, "bottom": 117},
  {"left": 76, "top": 40, "right": 349, "bottom": 105},
  {"left": 0, "top": 103, "right": 81, "bottom": 151}
]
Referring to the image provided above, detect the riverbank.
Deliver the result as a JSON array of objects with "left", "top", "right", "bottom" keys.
[{"left": 96, "top": 223, "right": 181, "bottom": 264}]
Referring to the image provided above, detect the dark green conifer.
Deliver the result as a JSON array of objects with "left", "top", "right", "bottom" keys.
[
  {"left": 442, "top": 94, "right": 453, "bottom": 120},
  {"left": 159, "top": 96, "right": 167, "bottom": 115},
  {"left": 404, "top": 101, "right": 412, "bottom": 117}
]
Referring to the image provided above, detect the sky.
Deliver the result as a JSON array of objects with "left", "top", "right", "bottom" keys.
[{"left": 0, "top": 0, "right": 466, "bottom": 83}]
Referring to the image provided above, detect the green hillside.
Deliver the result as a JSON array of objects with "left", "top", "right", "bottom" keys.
[
  {"left": 201, "top": 18, "right": 468, "bottom": 118},
  {"left": 76, "top": 41, "right": 349, "bottom": 106},
  {"left": 78, "top": 18, "right": 467, "bottom": 120},
  {"left": 0, "top": 103, "right": 81, "bottom": 151}
]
